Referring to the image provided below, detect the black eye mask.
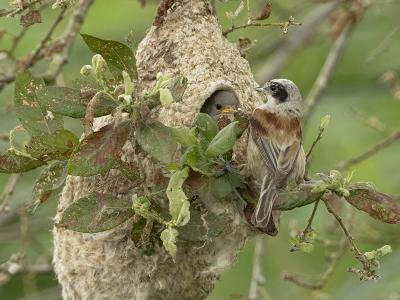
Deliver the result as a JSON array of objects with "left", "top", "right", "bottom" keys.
[{"left": 270, "top": 83, "right": 288, "bottom": 102}]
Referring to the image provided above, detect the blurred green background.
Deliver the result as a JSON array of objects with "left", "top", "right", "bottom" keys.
[{"left": 0, "top": 0, "right": 399, "bottom": 299}]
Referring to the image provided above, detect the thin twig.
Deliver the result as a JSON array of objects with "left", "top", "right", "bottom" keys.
[
  {"left": 255, "top": 1, "right": 342, "bottom": 81},
  {"left": 248, "top": 236, "right": 266, "bottom": 300},
  {"left": 19, "top": 206, "right": 38, "bottom": 297},
  {"left": 284, "top": 235, "right": 347, "bottom": 289},
  {"left": 3, "top": 0, "right": 43, "bottom": 17},
  {"left": 223, "top": 17, "right": 301, "bottom": 37},
  {"left": 304, "top": 200, "right": 319, "bottom": 233},
  {"left": 10, "top": 27, "right": 29, "bottom": 55},
  {"left": 24, "top": 7, "right": 67, "bottom": 69},
  {"left": 302, "top": 22, "right": 355, "bottom": 128},
  {"left": 336, "top": 130, "right": 400, "bottom": 170},
  {"left": 323, "top": 193, "right": 378, "bottom": 280},
  {"left": 284, "top": 206, "right": 353, "bottom": 289},
  {"left": 0, "top": 174, "right": 22, "bottom": 214},
  {"left": 366, "top": 26, "right": 399, "bottom": 64},
  {"left": 323, "top": 195, "right": 364, "bottom": 260},
  {"left": 350, "top": 107, "right": 392, "bottom": 134},
  {"left": 44, "top": 0, "right": 95, "bottom": 82},
  {"left": 0, "top": 252, "right": 53, "bottom": 286},
  {"left": 306, "top": 127, "right": 325, "bottom": 161},
  {"left": 0, "top": 0, "right": 94, "bottom": 89}
]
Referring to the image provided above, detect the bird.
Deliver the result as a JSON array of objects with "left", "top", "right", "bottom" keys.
[
  {"left": 247, "top": 79, "right": 306, "bottom": 232},
  {"left": 200, "top": 90, "right": 238, "bottom": 119}
]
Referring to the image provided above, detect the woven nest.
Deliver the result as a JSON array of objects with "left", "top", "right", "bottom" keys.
[{"left": 53, "top": 0, "right": 263, "bottom": 299}]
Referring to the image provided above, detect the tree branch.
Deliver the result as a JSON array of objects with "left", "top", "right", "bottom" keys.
[
  {"left": 24, "top": 7, "right": 68, "bottom": 69},
  {"left": 0, "top": 174, "right": 22, "bottom": 214},
  {"left": 1, "top": 0, "right": 43, "bottom": 17},
  {"left": 255, "top": 1, "right": 342, "bottom": 81},
  {"left": 248, "top": 236, "right": 266, "bottom": 300},
  {"left": 336, "top": 130, "right": 400, "bottom": 170},
  {"left": 283, "top": 235, "right": 347, "bottom": 289},
  {"left": 222, "top": 17, "right": 301, "bottom": 37},
  {"left": 302, "top": 22, "right": 355, "bottom": 127},
  {"left": 44, "top": 0, "right": 94, "bottom": 82}
]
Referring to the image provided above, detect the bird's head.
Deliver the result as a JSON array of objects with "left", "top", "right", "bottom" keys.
[
  {"left": 256, "top": 79, "right": 302, "bottom": 116},
  {"left": 200, "top": 90, "right": 239, "bottom": 118}
]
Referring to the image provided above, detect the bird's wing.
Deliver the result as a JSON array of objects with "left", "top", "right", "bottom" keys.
[
  {"left": 254, "top": 136, "right": 300, "bottom": 187},
  {"left": 251, "top": 113, "right": 302, "bottom": 187}
]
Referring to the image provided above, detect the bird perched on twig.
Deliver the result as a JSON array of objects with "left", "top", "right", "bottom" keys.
[{"left": 247, "top": 79, "right": 306, "bottom": 233}]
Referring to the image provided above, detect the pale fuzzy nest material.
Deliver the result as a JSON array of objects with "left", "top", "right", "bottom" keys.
[{"left": 53, "top": 0, "right": 263, "bottom": 299}]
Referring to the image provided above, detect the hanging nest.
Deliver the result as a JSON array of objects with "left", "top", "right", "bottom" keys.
[{"left": 53, "top": 0, "right": 263, "bottom": 299}]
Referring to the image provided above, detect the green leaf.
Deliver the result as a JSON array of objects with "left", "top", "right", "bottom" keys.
[
  {"left": 210, "top": 176, "right": 232, "bottom": 199},
  {"left": 159, "top": 88, "right": 173, "bottom": 108},
  {"left": 180, "top": 145, "right": 200, "bottom": 168},
  {"left": 160, "top": 226, "right": 179, "bottom": 258},
  {"left": 132, "top": 196, "right": 151, "bottom": 218},
  {"left": 130, "top": 218, "right": 147, "bottom": 245},
  {"left": 0, "top": 149, "right": 45, "bottom": 173},
  {"left": 178, "top": 209, "right": 226, "bottom": 242},
  {"left": 210, "top": 171, "right": 245, "bottom": 199},
  {"left": 132, "top": 195, "right": 165, "bottom": 225},
  {"left": 81, "top": 34, "right": 137, "bottom": 80},
  {"left": 299, "top": 242, "right": 314, "bottom": 253},
  {"left": 364, "top": 245, "right": 392, "bottom": 260},
  {"left": 26, "top": 129, "right": 79, "bottom": 161},
  {"left": 319, "top": 114, "right": 331, "bottom": 130},
  {"left": 14, "top": 70, "right": 63, "bottom": 136},
  {"left": 38, "top": 86, "right": 117, "bottom": 118},
  {"left": 170, "top": 127, "right": 198, "bottom": 148},
  {"left": 32, "top": 161, "right": 68, "bottom": 210},
  {"left": 193, "top": 113, "right": 218, "bottom": 144},
  {"left": 205, "top": 121, "right": 238, "bottom": 158},
  {"left": 167, "top": 167, "right": 190, "bottom": 226},
  {"left": 68, "top": 121, "right": 131, "bottom": 176},
  {"left": 57, "top": 193, "right": 134, "bottom": 233},
  {"left": 136, "top": 121, "right": 177, "bottom": 164}
]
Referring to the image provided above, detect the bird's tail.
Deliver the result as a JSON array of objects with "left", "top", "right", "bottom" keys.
[{"left": 252, "top": 174, "right": 277, "bottom": 230}]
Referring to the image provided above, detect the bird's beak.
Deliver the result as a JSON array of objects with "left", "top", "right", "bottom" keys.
[
  {"left": 255, "top": 86, "right": 265, "bottom": 92},
  {"left": 222, "top": 106, "right": 236, "bottom": 113}
]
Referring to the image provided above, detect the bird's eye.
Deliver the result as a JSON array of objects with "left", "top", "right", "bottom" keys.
[
  {"left": 270, "top": 85, "right": 277, "bottom": 92},
  {"left": 216, "top": 104, "right": 222, "bottom": 110}
]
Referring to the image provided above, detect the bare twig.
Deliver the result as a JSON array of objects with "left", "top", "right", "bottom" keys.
[
  {"left": 2, "top": 0, "right": 43, "bottom": 17},
  {"left": 366, "top": 26, "right": 399, "bottom": 64},
  {"left": 255, "top": 1, "right": 342, "bottom": 81},
  {"left": 323, "top": 195, "right": 363, "bottom": 258},
  {"left": 10, "top": 27, "right": 29, "bottom": 55},
  {"left": 323, "top": 194, "right": 378, "bottom": 280},
  {"left": 44, "top": 0, "right": 94, "bottom": 81},
  {"left": 350, "top": 108, "right": 392, "bottom": 134},
  {"left": 304, "top": 200, "right": 319, "bottom": 233},
  {"left": 284, "top": 235, "right": 347, "bottom": 289},
  {"left": 24, "top": 7, "right": 68, "bottom": 69},
  {"left": 223, "top": 17, "right": 301, "bottom": 37},
  {"left": 306, "top": 126, "right": 326, "bottom": 161},
  {"left": 336, "top": 130, "right": 400, "bottom": 170},
  {"left": 0, "top": 174, "right": 22, "bottom": 214},
  {"left": 248, "top": 236, "right": 266, "bottom": 300},
  {"left": 0, "top": 0, "right": 94, "bottom": 89},
  {"left": 302, "top": 22, "right": 355, "bottom": 127},
  {"left": 284, "top": 206, "right": 353, "bottom": 289},
  {"left": 0, "top": 253, "right": 53, "bottom": 286}
]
